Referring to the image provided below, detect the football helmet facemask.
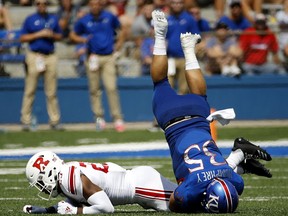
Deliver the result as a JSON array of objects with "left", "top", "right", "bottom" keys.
[
  {"left": 25, "top": 151, "right": 64, "bottom": 200},
  {"left": 203, "top": 178, "right": 239, "bottom": 213}
]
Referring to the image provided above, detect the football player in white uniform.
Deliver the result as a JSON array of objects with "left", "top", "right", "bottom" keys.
[{"left": 23, "top": 151, "right": 177, "bottom": 214}]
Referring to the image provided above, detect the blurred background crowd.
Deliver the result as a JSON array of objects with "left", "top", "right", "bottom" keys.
[{"left": 0, "top": 0, "right": 288, "bottom": 78}]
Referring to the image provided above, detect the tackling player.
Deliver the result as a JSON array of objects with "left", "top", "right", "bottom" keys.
[
  {"left": 150, "top": 10, "right": 272, "bottom": 213},
  {"left": 23, "top": 151, "right": 177, "bottom": 214}
]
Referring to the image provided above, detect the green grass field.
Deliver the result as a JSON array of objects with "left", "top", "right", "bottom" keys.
[
  {"left": 0, "top": 126, "right": 288, "bottom": 215},
  {"left": 0, "top": 126, "right": 288, "bottom": 148}
]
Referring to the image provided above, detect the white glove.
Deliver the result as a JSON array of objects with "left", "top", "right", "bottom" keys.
[
  {"left": 57, "top": 201, "right": 77, "bottom": 215},
  {"left": 23, "top": 205, "right": 47, "bottom": 214}
]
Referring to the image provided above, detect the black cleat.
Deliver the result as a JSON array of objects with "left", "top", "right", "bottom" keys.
[
  {"left": 240, "top": 158, "right": 272, "bottom": 178},
  {"left": 232, "top": 137, "right": 272, "bottom": 161}
]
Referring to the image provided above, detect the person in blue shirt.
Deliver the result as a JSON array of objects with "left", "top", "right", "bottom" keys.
[
  {"left": 166, "top": 0, "right": 199, "bottom": 95},
  {"left": 217, "top": 1, "right": 251, "bottom": 32},
  {"left": 70, "top": 0, "right": 126, "bottom": 132},
  {"left": 140, "top": 36, "right": 154, "bottom": 76},
  {"left": 20, "top": 0, "right": 63, "bottom": 131},
  {"left": 150, "top": 10, "right": 272, "bottom": 213},
  {"left": 188, "top": 6, "right": 211, "bottom": 33}
]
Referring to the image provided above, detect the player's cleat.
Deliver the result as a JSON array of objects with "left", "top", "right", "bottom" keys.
[
  {"left": 240, "top": 158, "right": 272, "bottom": 178},
  {"left": 151, "top": 10, "right": 168, "bottom": 38},
  {"left": 232, "top": 137, "right": 272, "bottom": 161},
  {"left": 180, "top": 32, "right": 201, "bottom": 50}
]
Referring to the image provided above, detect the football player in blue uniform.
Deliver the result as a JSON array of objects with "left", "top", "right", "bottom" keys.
[{"left": 150, "top": 10, "right": 272, "bottom": 213}]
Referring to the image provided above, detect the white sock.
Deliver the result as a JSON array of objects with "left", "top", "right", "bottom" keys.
[
  {"left": 153, "top": 37, "right": 166, "bottom": 55},
  {"left": 183, "top": 48, "right": 200, "bottom": 70},
  {"left": 226, "top": 149, "right": 244, "bottom": 170}
]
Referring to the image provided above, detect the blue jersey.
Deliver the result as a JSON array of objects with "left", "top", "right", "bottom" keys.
[
  {"left": 217, "top": 16, "right": 251, "bottom": 31},
  {"left": 196, "top": 19, "right": 211, "bottom": 33},
  {"left": 73, "top": 11, "right": 120, "bottom": 55},
  {"left": 166, "top": 11, "right": 200, "bottom": 58},
  {"left": 21, "top": 13, "right": 62, "bottom": 54},
  {"left": 152, "top": 78, "right": 244, "bottom": 212}
]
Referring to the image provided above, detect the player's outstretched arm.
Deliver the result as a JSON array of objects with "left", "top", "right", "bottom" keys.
[{"left": 150, "top": 10, "right": 168, "bottom": 83}]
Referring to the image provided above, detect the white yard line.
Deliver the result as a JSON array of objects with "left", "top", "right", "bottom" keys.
[{"left": 1, "top": 140, "right": 288, "bottom": 157}]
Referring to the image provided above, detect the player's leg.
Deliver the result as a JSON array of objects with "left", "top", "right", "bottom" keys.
[
  {"left": 180, "top": 32, "right": 207, "bottom": 95},
  {"left": 131, "top": 166, "right": 177, "bottom": 211},
  {"left": 150, "top": 10, "right": 168, "bottom": 83}
]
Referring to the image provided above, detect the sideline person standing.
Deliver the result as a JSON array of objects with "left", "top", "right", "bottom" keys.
[
  {"left": 20, "top": 0, "right": 63, "bottom": 131},
  {"left": 70, "top": 0, "right": 125, "bottom": 132}
]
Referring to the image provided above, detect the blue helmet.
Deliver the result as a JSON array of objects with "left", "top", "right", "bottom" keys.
[{"left": 203, "top": 178, "right": 239, "bottom": 213}]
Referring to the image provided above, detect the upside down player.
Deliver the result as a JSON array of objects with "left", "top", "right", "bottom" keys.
[{"left": 150, "top": 10, "right": 272, "bottom": 213}]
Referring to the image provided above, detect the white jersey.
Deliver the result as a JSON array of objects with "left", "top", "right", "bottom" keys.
[{"left": 58, "top": 161, "right": 177, "bottom": 211}]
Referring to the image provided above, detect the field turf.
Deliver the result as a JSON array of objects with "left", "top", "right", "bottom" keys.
[{"left": 0, "top": 126, "right": 287, "bottom": 215}]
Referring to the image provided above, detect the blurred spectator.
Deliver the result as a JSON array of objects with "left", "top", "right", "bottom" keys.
[
  {"left": 131, "top": 0, "right": 155, "bottom": 75},
  {"left": 103, "top": 0, "right": 133, "bottom": 42},
  {"left": 0, "top": 0, "right": 12, "bottom": 31},
  {"left": 186, "top": 0, "right": 227, "bottom": 19},
  {"left": 166, "top": 0, "right": 199, "bottom": 94},
  {"left": 140, "top": 33, "right": 153, "bottom": 76},
  {"left": 20, "top": 0, "right": 63, "bottom": 131},
  {"left": 19, "top": 0, "right": 33, "bottom": 6},
  {"left": 187, "top": 5, "right": 211, "bottom": 62},
  {"left": 0, "top": 0, "right": 13, "bottom": 77},
  {"left": 56, "top": 1, "right": 88, "bottom": 76},
  {"left": 56, "top": 0, "right": 82, "bottom": 40},
  {"left": 217, "top": 0, "right": 252, "bottom": 32},
  {"left": 275, "top": 0, "right": 288, "bottom": 70},
  {"left": 70, "top": 0, "right": 126, "bottom": 132},
  {"left": 188, "top": 5, "right": 211, "bottom": 33},
  {"left": 135, "top": 0, "right": 146, "bottom": 16},
  {"left": 205, "top": 22, "right": 242, "bottom": 76},
  {"left": 241, "top": 0, "right": 283, "bottom": 23},
  {"left": 131, "top": 0, "right": 154, "bottom": 59},
  {"left": 107, "top": 0, "right": 128, "bottom": 16},
  {"left": 153, "top": 0, "right": 169, "bottom": 13},
  {"left": 241, "top": 0, "right": 263, "bottom": 23},
  {"left": 239, "top": 13, "right": 285, "bottom": 75}
]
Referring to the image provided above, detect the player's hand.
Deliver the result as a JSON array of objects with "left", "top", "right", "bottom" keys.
[
  {"left": 57, "top": 201, "right": 77, "bottom": 214},
  {"left": 23, "top": 205, "right": 47, "bottom": 214}
]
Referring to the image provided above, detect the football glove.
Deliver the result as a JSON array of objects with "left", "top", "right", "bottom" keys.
[
  {"left": 23, "top": 205, "right": 47, "bottom": 214},
  {"left": 57, "top": 201, "right": 77, "bottom": 215}
]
